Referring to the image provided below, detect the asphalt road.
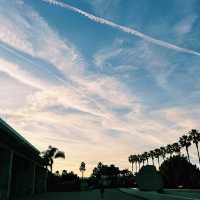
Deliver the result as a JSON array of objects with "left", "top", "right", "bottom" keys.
[
  {"left": 17, "top": 189, "right": 142, "bottom": 200},
  {"left": 17, "top": 188, "right": 200, "bottom": 200}
]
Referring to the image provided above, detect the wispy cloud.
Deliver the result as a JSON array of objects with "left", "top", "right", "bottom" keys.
[
  {"left": 93, "top": 38, "right": 200, "bottom": 97},
  {"left": 85, "top": 0, "right": 121, "bottom": 20},
  {"left": 43, "top": 0, "right": 200, "bottom": 57},
  {"left": 1, "top": 0, "right": 200, "bottom": 175},
  {"left": 0, "top": 58, "right": 45, "bottom": 89},
  {"left": 0, "top": 0, "right": 146, "bottom": 172},
  {"left": 0, "top": 0, "right": 85, "bottom": 76},
  {"left": 174, "top": 15, "right": 197, "bottom": 35}
]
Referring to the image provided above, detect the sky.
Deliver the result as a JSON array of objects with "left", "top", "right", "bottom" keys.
[{"left": 0, "top": 0, "right": 200, "bottom": 176}]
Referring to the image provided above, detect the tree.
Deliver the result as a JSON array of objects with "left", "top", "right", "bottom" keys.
[
  {"left": 166, "top": 144, "right": 174, "bottom": 157},
  {"left": 189, "top": 129, "right": 200, "bottom": 164},
  {"left": 91, "top": 163, "right": 120, "bottom": 178},
  {"left": 79, "top": 162, "right": 86, "bottom": 179},
  {"left": 154, "top": 148, "right": 161, "bottom": 167},
  {"left": 128, "top": 155, "right": 134, "bottom": 173},
  {"left": 179, "top": 135, "right": 191, "bottom": 162},
  {"left": 120, "top": 169, "right": 132, "bottom": 177},
  {"left": 48, "top": 170, "right": 80, "bottom": 192},
  {"left": 41, "top": 145, "right": 65, "bottom": 172},
  {"left": 133, "top": 155, "right": 138, "bottom": 173},
  {"left": 109, "top": 164, "right": 120, "bottom": 177},
  {"left": 62, "top": 170, "right": 67, "bottom": 176},
  {"left": 140, "top": 153, "right": 145, "bottom": 166},
  {"left": 149, "top": 150, "right": 155, "bottom": 166},
  {"left": 137, "top": 154, "right": 142, "bottom": 170},
  {"left": 143, "top": 152, "right": 150, "bottom": 165},
  {"left": 55, "top": 170, "right": 60, "bottom": 176},
  {"left": 91, "top": 162, "right": 103, "bottom": 179},
  {"left": 160, "top": 146, "right": 167, "bottom": 161},
  {"left": 172, "top": 142, "right": 181, "bottom": 156},
  {"left": 160, "top": 155, "right": 200, "bottom": 188}
]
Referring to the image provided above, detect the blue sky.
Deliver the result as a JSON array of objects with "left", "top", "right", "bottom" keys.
[{"left": 0, "top": 0, "right": 200, "bottom": 175}]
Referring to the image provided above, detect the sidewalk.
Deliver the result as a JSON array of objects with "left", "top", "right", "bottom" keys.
[{"left": 120, "top": 188, "right": 200, "bottom": 200}]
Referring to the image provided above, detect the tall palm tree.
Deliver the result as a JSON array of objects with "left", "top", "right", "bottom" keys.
[
  {"left": 154, "top": 148, "right": 161, "bottom": 167},
  {"left": 166, "top": 144, "right": 174, "bottom": 157},
  {"left": 149, "top": 150, "right": 155, "bottom": 166},
  {"left": 55, "top": 170, "right": 60, "bottom": 176},
  {"left": 179, "top": 134, "right": 191, "bottom": 162},
  {"left": 137, "top": 154, "right": 142, "bottom": 170},
  {"left": 147, "top": 152, "right": 151, "bottom": 164},
  {"left": 143, "top": 152, "right": 150, "bottom": 165},
  {"left": 172, "top": 142, "right": 181, "bottom": 156},
  {"left": 133, "top": 155, "right": 138, "bottom": 173},
  {"left": 141, "top": 154, "right": 145, "bottom": 166},
  {"left": 160, "top": 146, "right": 167, "bottom": 161},
  {"left": 41, "top": 145, "right": 65, "bottom": 172},
  {"left": 189, "top": 129, "right": 200, "bottom": 164},
  {"left": 79, "top": 161, "right": 86, "bottom": 179},
  {"left": 128, "top": 155, "right": 134, "bottom": 173}
]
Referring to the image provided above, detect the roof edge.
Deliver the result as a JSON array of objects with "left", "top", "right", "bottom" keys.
[{"left": 0, "top": 118, "right": 40, "bottom": 154}]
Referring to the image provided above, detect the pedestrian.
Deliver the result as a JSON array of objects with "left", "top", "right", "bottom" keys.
[{"left": 99, "top": 175, "right": 106, "bottom": 199}]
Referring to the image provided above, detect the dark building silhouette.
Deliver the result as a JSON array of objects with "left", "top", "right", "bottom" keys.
[{"left": 0, "top": 118, "right": 47, "bottom": 199}]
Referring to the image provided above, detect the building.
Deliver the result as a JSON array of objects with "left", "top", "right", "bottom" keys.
[{"left": 0, "top": 119, "right": 47, "bottom": 200}]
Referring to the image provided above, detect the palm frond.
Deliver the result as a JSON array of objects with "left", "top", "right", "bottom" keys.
[{"left": 55, "top": 151, "right": 65, "bottom": 159}]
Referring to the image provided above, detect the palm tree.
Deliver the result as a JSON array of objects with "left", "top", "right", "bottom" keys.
[
  {"left": 128, "top": 155, "right": 134, "bottom": 173},
  {"left": 137, "top": 154, "right": 142, "bottom": 170},
  {"left": 133, "top": 155, "right": 138, "bottom": 173},
  {"left": 189, "top": 129, "right": 200, "bottom": 164},
  {"left": 55, "top": 170, "right": 60, "bottom": 176},
  {"left": 172, "top": 142, "right": 181, "bottom": 156},
  {"left": 141, "top": 154, "right": 145, "bottom": 166},
  {"left": 160, "top": 146, "right": 167, "bottom": 161},
  {"left": 179, "top": 134, "right": 191, "bottom": 162},
  {"left": 41, "top": 145, "right": 65, "bottom": 172},
  {"left": 149, "top": 150, "right": 155, "bottom": 166},
  {"left": 166, "top": 144, "right": 174, "bottom": 157},
  {"left": 154, "top": 148, "right": 161, "bottom": 167},
  {"left": 143, "top": 152, "right": 150, "bottom": 165},
  {"left": 80, "top": 162, "right": 86, "bottom": 179},
  {"left": 62, "top": 170, "right": 67, "bottom": 176}
]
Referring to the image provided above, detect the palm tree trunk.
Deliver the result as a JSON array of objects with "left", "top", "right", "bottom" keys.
[
  {"left": 82, "top": 171, "right": 84, "bottom": 179},
  {"left": 135, "top": 162, "right": 137, "bottom": 173},
  {"left": 152, "top": 157, "right": 154, "bottom": 166},
  {"left": 138, "top": 162, "right": 140, "bottom": 171},
  {"left": 186, "top": 147, "right": 190, "bottom": 162},
  {"left": 50, "top": 164, "right": 53, "bottom": 173},
  {"left": 50, "top": 159, "right": 53, "bottom": 173},
  {"left": 157, "top": 157, "right": 160, "bottom": 167},
  {"left": 147, "top": 158, "right": 149, "bottom": 165},
  {"left": 131, "top": 162, "right": 133, "bottom": 173},
  {"left": 162, "top": 155, "right": 165, "bottom": 162},
  {"left": 195, "top": 143, "right": 200, "bottom": 164}
]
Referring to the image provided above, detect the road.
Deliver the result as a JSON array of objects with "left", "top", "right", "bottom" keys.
[
  {"left": 16, "top": 188, "right": 200, "bottom": 200},
  {"left": 16, "top": 189, "right": 143, "bottom": 200}
]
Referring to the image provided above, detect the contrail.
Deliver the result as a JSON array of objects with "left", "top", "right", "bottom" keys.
[{"left": 42, "top": 0, "right": 200, "bottom": 57}]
